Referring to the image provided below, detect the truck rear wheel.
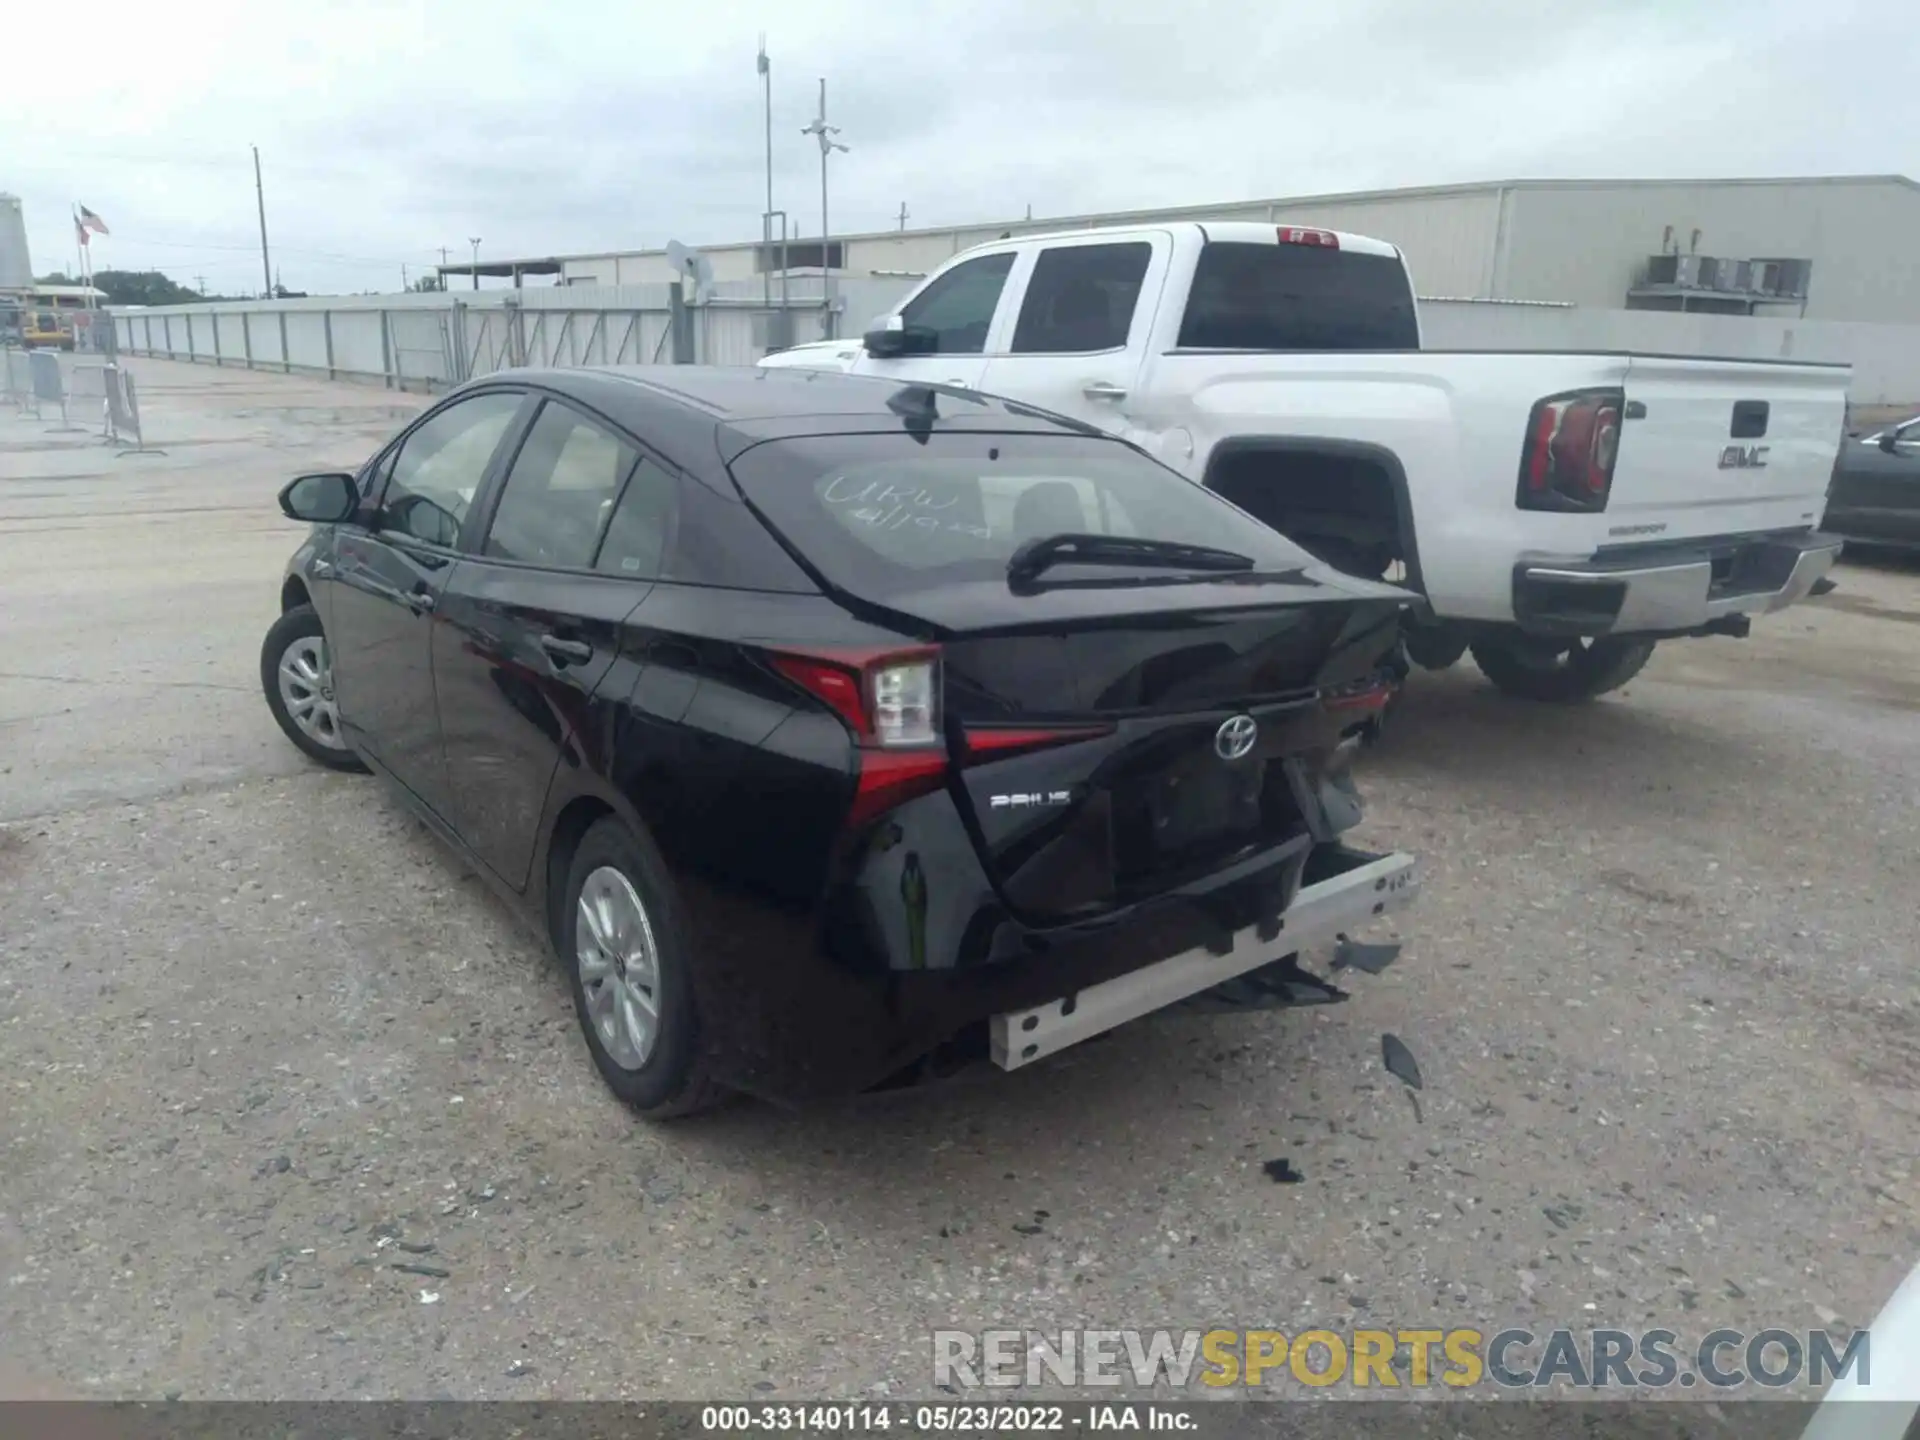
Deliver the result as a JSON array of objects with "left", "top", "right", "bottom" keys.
[{"left": 1469, "top": 635, "right": 1656, "bottom": 703}]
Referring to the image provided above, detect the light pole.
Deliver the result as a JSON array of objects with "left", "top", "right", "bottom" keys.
[
  {"left": 800, "top": 78, "right": 848, "bottom": 337},
  {"left": 758, "top": 37, "right": 772, "bottom": 311},
  {"left": 468, "top": 237, "right": 481, "bottom": 291}
]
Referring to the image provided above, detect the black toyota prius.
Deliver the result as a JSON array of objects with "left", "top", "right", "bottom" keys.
[{"left": 262, "top": 366, "right": 1418, "bottom": 1117}]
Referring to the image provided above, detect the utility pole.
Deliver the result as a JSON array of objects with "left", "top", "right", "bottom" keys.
[
  {"left": 758, "top": 36, "right": 773, "bottom": 311},
  {"left": 252, "top": 145, "right": 273, "bottom": 299},
  {"left": 800, "top": 78, "right": 848, "bottom": 335},
  {"left": 897, "top": 202, "right": 909, "bottom": 232},
  {"left": 195, "top": 275, "right": 207, "bottom": 295},
  {"left": 468, "top": 237, "right": 481, "bottom": 291},
  {"left": 402, "top": 262, "right": 409, "bottom": 291}
]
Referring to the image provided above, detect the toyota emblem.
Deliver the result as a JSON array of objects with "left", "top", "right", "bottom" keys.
[{"left": 1214, "top": 714, "right": 1258, "bottom": 761}]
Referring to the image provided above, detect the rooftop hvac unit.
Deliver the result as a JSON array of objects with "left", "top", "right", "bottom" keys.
[
  {"left": 1694, "top": 257, "right": 1725, "bottom": 289},
  {"left": 1643, "top": 253, "right": 1707, "bottom": 287},
  {"left": 1752, "top": 261, "right": 1782, "bottom": 296},
  {"left": 1716, "top": 259, "right": 1753, "bottom": 293},
  {"left": 1753, "top": 258, "right": 1811, "bottom": 299}
]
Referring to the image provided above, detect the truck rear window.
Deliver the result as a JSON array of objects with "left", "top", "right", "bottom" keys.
[
  {"left": 1177, "top": 242, "right": 1417, "bottom": 351},
  {"left": 728, "top": 431, "right": 1317, "bottom": 600}
]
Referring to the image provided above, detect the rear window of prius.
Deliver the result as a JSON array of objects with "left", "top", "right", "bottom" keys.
[{"left": 727, "top": 431, "right": 1318, "bottom": 599}]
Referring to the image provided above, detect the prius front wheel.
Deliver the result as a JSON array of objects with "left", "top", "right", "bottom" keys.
[{"left": 261, "top": 604, "right": 367, "bottom": 771}]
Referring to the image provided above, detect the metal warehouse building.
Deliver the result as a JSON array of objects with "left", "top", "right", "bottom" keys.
[{"left": 449, "top": 174, "right": 1920, "bottom": 326}]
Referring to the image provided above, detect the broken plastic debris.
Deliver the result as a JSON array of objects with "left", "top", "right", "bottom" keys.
[
  {"left": 1261, "top": 1158, "right": 1304, "bottom": 1185},
  {"left": 418, "top": 1290, "right": 440, "bottom": 1305},
  {"left": 1332, "top": 936, "right": 1402, "bottom": 975},
  {"left": 1381, "top": 1034, "right": 1423, "bottom": 1091}
]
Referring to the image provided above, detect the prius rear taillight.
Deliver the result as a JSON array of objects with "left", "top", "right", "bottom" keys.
[
  {"left": 769, "top": 646, "right": 948, "bottom": 827},
  {"left": 959, "top": 725, "right": 1113, "bottom": 764},
  {"left": 1321, "top": 678, "right": 1394, "bottom": 714}
]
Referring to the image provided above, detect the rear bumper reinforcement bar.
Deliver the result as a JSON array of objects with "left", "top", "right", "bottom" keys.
[{"left": 989, "top": 848, "right": 1418, "bottom": 1071}]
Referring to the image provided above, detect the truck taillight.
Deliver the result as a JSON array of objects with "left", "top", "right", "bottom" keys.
[
  {"left": 1516, "top": 388, "right": 1623, "bottom": 513},
  {"left": 1277, "top": 227, "right": 1339, "bottom": 249}
]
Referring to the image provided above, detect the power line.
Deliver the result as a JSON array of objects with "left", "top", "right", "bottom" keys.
[{"left": 83, "top": 234, "right": 447, "bottom": 268}]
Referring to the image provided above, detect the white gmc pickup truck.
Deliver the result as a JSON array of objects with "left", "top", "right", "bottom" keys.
[{"left": 760, "top": 222, "right": 1851, "bottom": 702}]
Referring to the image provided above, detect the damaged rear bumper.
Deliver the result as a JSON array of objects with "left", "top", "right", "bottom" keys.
[
  {"left": 989, "top": 846, "right": 1417, "bottom": 1071},
  {"left": 1513, "top": 529, "right": 1841, "bottom": 638}
]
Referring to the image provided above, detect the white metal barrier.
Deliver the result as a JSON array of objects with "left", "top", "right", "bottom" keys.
[
  {"left": 2, "top": 347, "right": 30, "bottom": 409},
  {"left": 28, "top": 350, "right": 82, "bottom": 432},
  {"left": 103, "top": 363, "right": 158, "bottom": 455},
  {"left": 69, "top": 361, "right": 111, "bottom": 435},
  {"left": 4, "top": 349, "right": 161, "bottom": 453}
]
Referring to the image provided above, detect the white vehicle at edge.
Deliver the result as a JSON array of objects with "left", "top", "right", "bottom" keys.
[
  {"left": 761, "top": 222, "right": 1851, "bottom": 703},
  {"left": 758, "top": 337, "right": 863, "bottom": 372},
  {"left": 1801, "top": 1257, "right": 1920, "bottom": 1439}
]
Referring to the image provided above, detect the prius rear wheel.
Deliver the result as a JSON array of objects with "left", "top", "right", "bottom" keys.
[{"left": 562, "top": 817, "right": 727, "bottom": 1119}]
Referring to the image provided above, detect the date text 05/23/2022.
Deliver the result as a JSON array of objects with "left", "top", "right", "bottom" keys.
[{"left": 699, "top": 1404, "right": 1191, "bottom": 1432}]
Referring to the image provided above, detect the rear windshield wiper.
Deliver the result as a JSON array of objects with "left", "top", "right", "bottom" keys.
[{"left": 1006, "top": 533, "right": 1256, "bottom": 587}]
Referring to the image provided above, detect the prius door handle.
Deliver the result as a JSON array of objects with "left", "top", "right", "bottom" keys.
[{"left": 540, "top": 635, "right": 593, "bottom": 667}]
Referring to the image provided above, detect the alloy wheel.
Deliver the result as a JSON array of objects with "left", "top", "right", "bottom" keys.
[
  {"left": 576, "top": 865, "right": 662, "bottom": 1071},
  {"left": 276, "top": 635, "right": 344, "bottom": 749}
]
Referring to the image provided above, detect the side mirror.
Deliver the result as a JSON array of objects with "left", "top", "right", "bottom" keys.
[
  {"left": 1880, "top": 432, "right": 1901, "bottom": 454},
  {"left": 864, "top": 321, "right": 938, "bottom": 359},
  {"left": 279, "top": 472, "right": 358, "bottom": 523}
]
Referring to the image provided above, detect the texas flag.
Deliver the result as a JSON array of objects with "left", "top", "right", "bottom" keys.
[{"left": 74, "top": 204, "right": 109, "bottom": 244}]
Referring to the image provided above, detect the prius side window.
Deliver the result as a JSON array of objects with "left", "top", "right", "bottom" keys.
[
  {"left": 593, "top": 458, "right": 678, "bottom": 579},
  {"left": 381, "top": 391, "right": 523, "bottom": 547},
  {"left": 485, "top": 401, "right": 638, "bottom": 569}
]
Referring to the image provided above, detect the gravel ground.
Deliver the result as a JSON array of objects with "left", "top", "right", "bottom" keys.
[{"left": 1, "top": 361, "right": 1915, "bottom": 1402}]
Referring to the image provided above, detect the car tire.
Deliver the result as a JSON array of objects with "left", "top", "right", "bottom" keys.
[
  {"left": 562, "top": 816, "right": 727, "bottom": 1119},
  {"left": 260, "top": 604, "right": 367, "bottom": 772},
  {"left": 1469, "top": 635, "right": 1657, "bottom": 703}
]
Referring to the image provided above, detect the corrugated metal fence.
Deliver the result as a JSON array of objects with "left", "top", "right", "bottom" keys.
[
  {"left": 110, "top": 282, "right": 1920, "bottom": 409},
  {"left": 110, "top": 277, "right": 917, "bottom": 394}
]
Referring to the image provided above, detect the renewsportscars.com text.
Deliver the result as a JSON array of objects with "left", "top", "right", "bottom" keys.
[{"left": 932, "top": 1327, "right": 1869, "bottom": 1391}]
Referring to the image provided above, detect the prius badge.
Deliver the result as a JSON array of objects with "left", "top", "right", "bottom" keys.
[{"left": 1215, "top": 714, "right": 1258, "bottom": 761}]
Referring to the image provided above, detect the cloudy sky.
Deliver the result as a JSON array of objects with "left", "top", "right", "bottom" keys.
[{"left": 4, "top": 0, "right": 1905, "bottom": 296}]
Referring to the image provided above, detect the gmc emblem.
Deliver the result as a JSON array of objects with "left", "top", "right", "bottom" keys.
[{"left": 1719, "top": 444, "right": 1769, "bottom": 469}]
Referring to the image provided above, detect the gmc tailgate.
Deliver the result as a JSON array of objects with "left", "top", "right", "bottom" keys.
[{"left": 1606, "top": 356, "right": 1849, "bottom": 540}]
